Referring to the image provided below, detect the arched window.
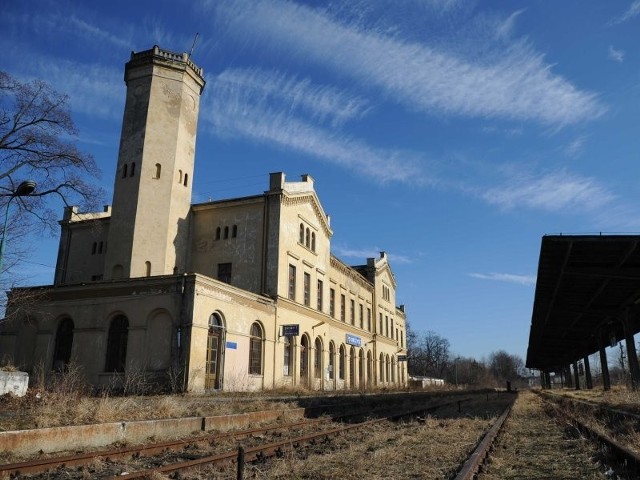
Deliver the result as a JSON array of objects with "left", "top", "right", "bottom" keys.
[
  {"left": 248, "top": 322, "right": 263, "bottom": 375},
  {"left": 305, "top": 228, "right": 310, "bottom": 248},
  {"left": 314, "top": 337, "right": 322, "bottom": 378},
  {"left": 145, "top": 261, "right": 151, "bottom": 277},
  {"left": 328, "top": 342, "right": 335, "bottom": 380},
  {"left": 339, "top": 344, "right": 346, "bottom": 380},
  {"left": 130, "top": 162, "right": 135, "bottom": 177},
  {"left": 299, "top": 223, "right": 304, "bottom": 244},
  {"left": 105, "top": 315, "right": 128, "bottom": 372},
  {"left": 224, "top": 226, "right": 229, "bottom": 239},
  {"left": 183, "top": 173, "right": 188, "bottom": 186},
  {"left": 311, "top": 232, "right": 316, "bottom": 252},
  {"left": 122, "top": 164, "right": 128, "bottom": 178},
  {"left": 154, "top": 163, "right": 161, "bottom": 179},
  {"left": 283, "top": 335, "right": 293, "bottom": 376},
  {"left": 53, "top": 318, "right": 74, "bottom": 371},
  {"left": 215, "top": 227, "right": 221, "bottom": 240},
  {"left": 232, "top": 225, "right": 238, "bottom": 238},
  {"left": 391, "top": 357, "right": 396, "bottom": 383}
]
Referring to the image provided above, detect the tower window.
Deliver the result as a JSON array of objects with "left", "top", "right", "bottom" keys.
[
  {"left": 288, "top": 264, "right": 296, "bottom": 300},
  {"left": 154, "top": 163, "right": 161, "bottom": 179},
  {"left": 98, "top": 241, "right": 103, "bottom": 254},
  {"left": 122, "top": 164, "right": 128, "bottom": 178},
  {"left": 299, "top": 223, "right": 304, "bottom": 244},
  {"left": 145, "top": 261, "right": 151, "bottom": 277},
  {"left": 217, "top": 263, "right": 232, "bottom": 284},
  {"left": 178, "top": 170, "right": 183, "bottom": 183},
  {"left": 183, "top": 173, "right": 188, "bottom": 186},
  {"left": 91, "top": 242, "right": 97, "bottom": 255},
  {"left": 130, "top": 162, "right": 135, "bottom": 177},
  {"left": 215, "top": 227, "right": 221, "bottom": 240},
  {"left": 311, "top": 232, "right": 316, "bottom": 252},
  {"left": 305, "top": 228, "right": 310, "bottom": 248},
  {"left": 224, "top": 226, "right": 229, "bottom": 239},
  {"left": 303, "top": 272, "right": 311, "bottom": 306},
  {"left": 232, "top": 225, "right": 237, "bottom": 238}
]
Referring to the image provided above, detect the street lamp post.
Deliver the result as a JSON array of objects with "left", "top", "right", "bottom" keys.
[{"left": 0, "top": 181, "right": 37, "bottom": 273}]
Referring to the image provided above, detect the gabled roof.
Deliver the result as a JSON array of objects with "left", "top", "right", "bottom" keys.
[{"left": 526, "top": 235, "right": 640, "bottom": 371}]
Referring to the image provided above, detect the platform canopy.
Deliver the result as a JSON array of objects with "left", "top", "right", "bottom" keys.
[{"left": 526, "top": 235, "right": 640, "bottom": 371}]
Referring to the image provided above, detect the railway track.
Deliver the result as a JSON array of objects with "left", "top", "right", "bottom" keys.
[
  {"left": 537, "top": 390, "right": 640, "bottom": 478},
  {"left": 1, "top": 391, "right": 513, "bottom": 479}
]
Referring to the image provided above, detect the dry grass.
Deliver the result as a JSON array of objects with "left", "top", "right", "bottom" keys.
[{"left": 477, "top": 391, "right": 603, "bottom": 480}]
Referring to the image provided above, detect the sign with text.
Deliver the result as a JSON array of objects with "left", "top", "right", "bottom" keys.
[
  {"left": 226, "top": 342, "right": 237, "bottom": 349},
  {"left": 397, "top": 355, "right": 408, "bottom": 362},
  {"left": 345, "top": 334, "right": 362, "bottom": 347},
  {"left": 282, "top": 324, "right": 300, "bottom": 336}
]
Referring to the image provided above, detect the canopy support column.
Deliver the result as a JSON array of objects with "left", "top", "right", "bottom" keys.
[
  {"left": 624, "top": 310, "right": 640, "bottom": 390},
  {"left": 584, "top": 355, "right": 593, "bottom": 389}
]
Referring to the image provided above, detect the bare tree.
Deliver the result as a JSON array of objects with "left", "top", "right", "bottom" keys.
[
  {"left": 407, "top": 329, "right": 450, "bottom": 378},
  {"left": 488, "top": 350, "right": 524, "bottom": 384},
  {"left": 1, "top": 71, "right": 103, "bottom": 228},
  {"left": 1, "top": 71, "right": 104, "bottom": 313}
]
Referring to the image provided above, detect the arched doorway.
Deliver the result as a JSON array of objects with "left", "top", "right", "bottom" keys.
[
  {"left": 314, "top": 337, "right": 323, "bottom": 390},
  {"left": 300, "top": 334, "right": 310, "bottom": 387},
  {"left": 349, "top": 346, "right": 356, "bottom": 388},
  {"left": 358, "top": 349, "right": 365, "bottom": 390},
  {"left": 205, "top": 313, "right": 226, "bottom": 390},
  {"left": 53, "top": 318, "right": 74, "bottom": 371}
]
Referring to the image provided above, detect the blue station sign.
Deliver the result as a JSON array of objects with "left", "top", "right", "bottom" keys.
[
  {"left": 345, "top": 334, "right": 362, "bottom": 347},
  {"left": 282, "top": 324, "right": 300, "bottom": 336}
]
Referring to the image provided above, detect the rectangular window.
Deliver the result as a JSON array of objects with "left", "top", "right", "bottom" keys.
[
  {"left": 385, "top": 316, "right": 389, "bottom": 337},
  {"left": 359, "top": 304, "right": 364, "bottom": 329},
  {"left": 367, "top": 308, "right": 372, "bottom": 331},
  {"left": 317, "top": 280, "right": 323, "bottom": 311},
  {"left": 340, "top": 294, "right": 346, "bottom": 322},
  {"left": 350, "top": 299, "right": 355, "bottom": 325},
  {"left": 379, "top": 313, "right": 383, "bottom": 334},
  {"left": 303, "top": 272, "right": 311, "bottom": 306},
  {"left": 288, "top": 265, "right": 296, "bottom": 300},
  {"left": 330, "top": 288, "right": 335, "bottom": 317},
  {"left": 217, "top": 263, "right": 232, "bottom": 284}
]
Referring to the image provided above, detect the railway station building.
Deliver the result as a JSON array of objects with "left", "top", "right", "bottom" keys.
[{"left": 0, "top": 46, "right": 408, "bottom": 392}]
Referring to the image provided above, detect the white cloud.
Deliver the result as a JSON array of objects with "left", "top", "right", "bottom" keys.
[
  {"left": 212, "top": 0, "right": 604, "bottom": 126},
  {"left": 608, "top": 0, "right": 640, "bottom": 25},
  {"left": 203, "top": 69, "right": 426, "bottom": 184},
  {"left": 469, "top": 272, "right": 536, "bottom": 286},
  {"left": 608, "top": 45, "right": 625, "bottom": 63},
  {"left": 481, "top": 170, "right": 615, "bottom": 213}
]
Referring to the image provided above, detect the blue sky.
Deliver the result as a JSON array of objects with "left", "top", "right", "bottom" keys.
[{"left": 2, "top": 0, "right": 639, "bottom": 363}]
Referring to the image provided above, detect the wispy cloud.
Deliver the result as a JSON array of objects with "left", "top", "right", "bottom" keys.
[
  {"left": 212, "top": 68, "right": 370, "bottom": 126},
  {"left": 202, "top": 68, "right": 425, "bottom": 184},
  {"left": 564, "top": 136, "right": 586, "bottom": 158},
  {"left": 608, "top": 0, "right": 640, "bottom": 25},
  {"left": 469, "top": 272, "right": 536, "bottom": 286},
  {"left": 212, "top": 0, "right": 604, "bottom": 126},
  {"left": 481, "top": 170, "right": 615, "bottom": 213},
  {"left": 608, "top": 45, "right": 625, "bottom": 63},
  {"left": 332, "top": 245, "right": 412, "bottom": 264}
]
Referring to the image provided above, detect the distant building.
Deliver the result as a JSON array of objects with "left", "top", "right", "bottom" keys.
[{"left": 0, "top": 46, "right": 407, "bottom": 392}]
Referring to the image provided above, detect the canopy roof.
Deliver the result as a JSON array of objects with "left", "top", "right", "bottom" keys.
[{"left": 526, "top": 235, "right": 640, "bottom": 371}]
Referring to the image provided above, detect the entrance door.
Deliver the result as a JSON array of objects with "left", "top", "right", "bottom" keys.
[
  {"left": 205, "top": 314, "right": 225, "bottom": 390},
  {"left": 300, "top": 335, "right": 309, "bottom": 387}
]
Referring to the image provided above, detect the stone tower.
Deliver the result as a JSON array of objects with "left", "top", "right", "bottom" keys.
[{"left": 104, "top": 46, "right": 206, "bottom": 280}]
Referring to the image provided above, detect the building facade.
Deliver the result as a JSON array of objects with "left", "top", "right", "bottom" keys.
[{"left": 0, "top": 46, "right": 407, "bottom": 392}]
